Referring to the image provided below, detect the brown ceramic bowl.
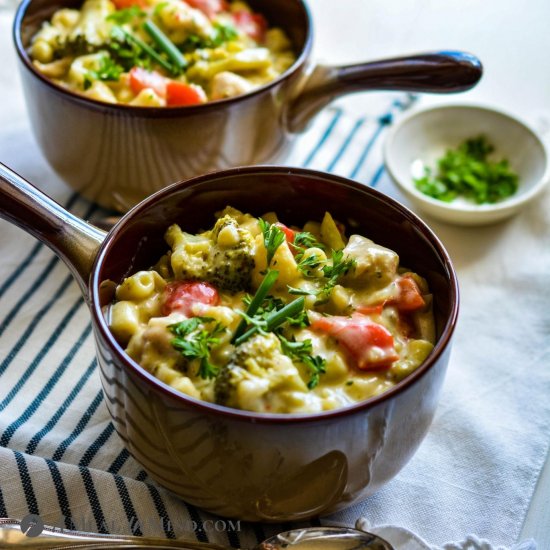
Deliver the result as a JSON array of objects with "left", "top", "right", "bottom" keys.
[
  {"left": 14, "top": 0, "right": 482, "bottom": 212},
  {"left": 1, "top": 163, "right": 459, "bottom": 521}
]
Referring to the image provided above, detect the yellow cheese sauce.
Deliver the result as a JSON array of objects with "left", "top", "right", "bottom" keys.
[
  {"left": 29, "top": 0, "right": 295, "bottom": 106},
  {"left": 108, "top": 207, "right": 435, "bottom": 413}
]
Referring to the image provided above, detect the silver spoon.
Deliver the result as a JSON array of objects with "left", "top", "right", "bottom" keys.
[{"left": 0, "top": 518, "right": 394, "bottom": 549}]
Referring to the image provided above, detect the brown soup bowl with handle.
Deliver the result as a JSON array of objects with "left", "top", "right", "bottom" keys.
[
  {"left": 0, "top": 163, "right": 459, "bottom": 522},
  {"left": 14, "top": 0, "right": 482, "bottom": 212}
]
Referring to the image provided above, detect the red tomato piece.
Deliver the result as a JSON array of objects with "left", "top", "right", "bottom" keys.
[
  {"left": 185, "top": 0, "right": 228, "bottom": 18},
  {"left": 355, "top": 304, "right": 384, "bottom": 316},
  {"left": 393, "top": 275, "right": 425, "bottom": 312},
  {"left": 112, "top": 0, "right": 147, "bottom": 8},
  {"left": 232, "top": 10, "right": 268, "bottom": 43},
  {"left": 162, "top": 281, "right": 220, "bottom": 316},
  {"left": 166, "top": 81, "right": 207, "bottom": 106},
  {"left": 129, "top": 67, "right": 167, "bottom": 98},
  {"left": 274, "top": 222, "right": 296, "bottom": 246},
  {"left": 312, "top": 313, "right": 399, "bottom": 371}
]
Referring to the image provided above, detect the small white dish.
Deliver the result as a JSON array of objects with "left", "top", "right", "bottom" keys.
[{"left": 384, "top": 104, "right": 549, "bottom": 225}]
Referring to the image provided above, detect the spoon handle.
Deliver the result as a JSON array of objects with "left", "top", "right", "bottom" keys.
[{"left": 0, "top": 518, "right": 229, "bottom": 549}]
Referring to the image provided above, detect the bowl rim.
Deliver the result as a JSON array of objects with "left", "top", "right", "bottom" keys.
[
  {"left": 12, "top": 0, "right": 313, "bottom": 116},
  {"left": 90, "top": 165, "right": 460, "bottom": 424},
  {"left": 384, "top": 102, "right": 550, "bottom": 215}
]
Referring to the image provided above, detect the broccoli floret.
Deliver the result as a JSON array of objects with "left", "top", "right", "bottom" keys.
[
  {"left": 215, "top": 333, "right": 306, "bottom": 411},
  {"left": 166, "top": 215, "right": 255, "bottom": 293}
]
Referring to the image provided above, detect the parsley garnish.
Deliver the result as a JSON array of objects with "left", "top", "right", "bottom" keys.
[
  {"left": 258, "top": 218, "right": 285, "bottom": 267},
  {"left": 292, "top": 231, "right": 324, "bottom": 258},
  {"left": 296, "top": 253, "right": 323, "bottom": 276},
  {"left": 289, "top": 249, "right": 356, "bottom": 303},
  {"left": 107, "top": 26, "right": 153, "bottom": 71},
  {"left": 233, "top": 297, "right": 305, "bottom": 346},
  {"left": 316, "top": 250, "right": 356, "bottom": 304},
  {"left": 278, "top": 334, "right": 327, "bottom": 389},
  {"left": 414, "top": 135, "right": 519, "bottom": 204},
  {"left": 83, "top": 53, "right": 124, "bottom": 90},
  {"left": 106, "top": 6, "right": 146, "bottom": 24},
  {"left": 179, "top": 22, "right": 238, "bottom": 52},
  {"left": 232, "top": 270, "right": 279, "bottom": 343},
  {"left": 169, "top": 317, "right": 225, "bottom": 379}
]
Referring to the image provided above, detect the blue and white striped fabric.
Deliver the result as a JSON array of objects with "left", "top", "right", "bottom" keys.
[{"left": 2, "top": 91, "right": 550, "bottom": 550}]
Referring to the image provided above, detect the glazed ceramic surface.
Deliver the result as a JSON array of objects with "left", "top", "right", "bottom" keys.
[
  {"left": 0, "top": 165, "right": 459, "bottom": 521},
  {"left": 384, "top": 104, "right": 550, "bottom": 226},
  {"left": 14, "top": 0, "right": 482, "bottom": 211}
]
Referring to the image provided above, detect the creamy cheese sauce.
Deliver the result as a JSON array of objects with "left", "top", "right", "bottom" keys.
[{"left": 108, "top": 207, "right": 435, "bottom": 413}]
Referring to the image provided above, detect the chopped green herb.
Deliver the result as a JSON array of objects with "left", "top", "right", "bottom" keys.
[
  {"left": 258, "top": 218, "right": 285, "bottom": 267},
  {"left": 296, "top": 253, "right": 322, "bottom": 276},
  {"left": 315, "top": 249, "right": 356, "bottom": 304},
  {"left": 114, "top": 25, "right": 175, "bottom": 74},
  {"left": 293, "top": 231, "right": 324, "bottom": 250},
  {"left": 234, "top": 297, "right": 305, "bottom": 346},
  {"left": 414, "top": 136, "right": 519, "bottom": 204},
  {"left": 106, "top": 6, "right": 146, "bottom": 24},
  {"left": 232, "top": 270, "right": 279, "bottom": 343},
  {"left": 169, "top": 316, "right": 225, "bottom": 379},
  {"left": 278, "top": 335, "right": 327, "bottom": 389},
  {"left": 84, "top": 53, "right": 124, "bottom": 89},
  {"left": 291, "top": 231, "right": 325, "bottom": 260},
  {"left": 179, "top": 22, "right": 238, "bottom": 52}
]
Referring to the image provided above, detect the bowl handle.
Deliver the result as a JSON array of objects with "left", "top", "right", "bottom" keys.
[
  {"left": 0, "top": 163, "right": 106, "bottom": 300},
  {"left": 287, "top": 50, "right": 482, "bottom": 132}
]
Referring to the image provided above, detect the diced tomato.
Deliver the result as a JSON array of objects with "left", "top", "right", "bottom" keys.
[
  {"left": 129, "top": 67, "right": 167, "bottom": 98},
  {"left": 162, "top": 281, "right": 220, "bottom": 316},
  {"left": 356, "top": 304, "right": 384, "bottom": 316},
  {"left": 312, "top": 313, "right": 399, "bottom": 371},
  {"left": 185, "top": 0, "right": 228, "bottom": 18},
  {"left": 232, "top": 10, "right": 268, "bottom": 43},
  {"left": 274, "top": 222, "right": 296, "bottom": 246},
  {"left": 166, "top": 81, "right": 207, "bottom": 106},
  {"left": 112, "top": 0, "right": 147, "bottom": 9},
  {"left": 392, "top": 275, "right": 425, "bottom": 313}
]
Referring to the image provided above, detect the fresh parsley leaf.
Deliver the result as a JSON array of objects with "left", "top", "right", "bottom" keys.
[
  {"left": 85, "top": 53, "right": 124, "bottom": 86},
  {"left": 258, "top": 218, "right": 285, "bottom": 267},
  {"left": 293, "top": 231, "right": 323, "bottom": 249},
  {"left": 414, "top": 135, "right": 519, "bottom": 204},
  {"left": 169, "top": 317, "right": 225, "bottom": 379},
  {"left": 315, "top": 249, "right": 356, "bottom": 304},
  {"left": 106, "top": 6, "right": 146, "bottom": 24},
  {"left": 296, "top": 253, "right": 322, "bottom": 276},
  {"left": 278, "top": 334, "right": 326, "bottom": 389},
  {"left": 234, "top": 297, "right": 305, "bottom": 346},
  {"left": 321, "top": 249, "right": 353, "bottom": 280},
  {"left": 284, "top": 308, "right": 310, "bottom": 328},
  {"left": 107, "top": 26, "right": 153, "bottom": 71},
  {"left": 305, "top": 355, "right": 327, "bottom": 389},
  {"left": 211, "top": 22, "right": 238, "bottom": 46},
  {"left": 179, "top": 22, "right": 238, "bottom": 52}
]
